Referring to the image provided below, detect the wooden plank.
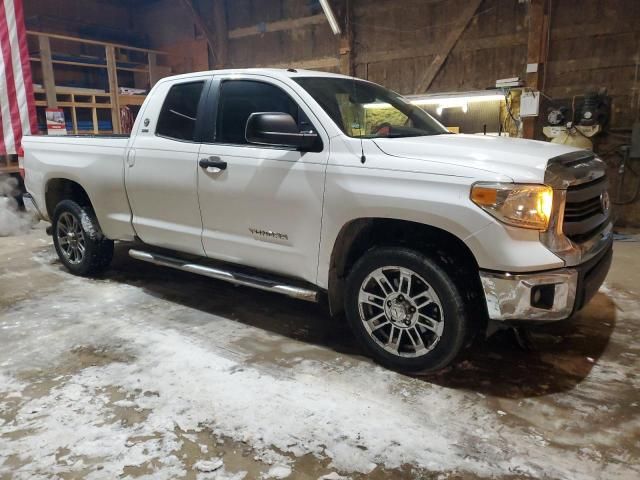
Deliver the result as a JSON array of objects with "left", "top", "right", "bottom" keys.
[
  {"left": 30, "top": 57, "right": 149, "bottom": 73},
  {"left": 179, "top": 0, "right": 219, "bottom": 65},
  {"left": 37, "top": 35, "right": 57, "bottom": 108},
  {"left": 212, "top": 0, "right": 229, "bottom": 68},
  {"left": 523, "top": 0, "right": 547, "bottom": 139},
  {"left": 252, "top": 56, "right": 340, "bottom": 70},
  {"left": 92, "top": 106, "right": 99, "bottom": 134},
  {"left": 119, "top": 95, "right": 146, "bottom": 106},
  {"left": 27, "top": 30, "right": 167, "bottom": 55},
  {"left": 548, "top": 56, "right": 637, "bottom": 75},
  {"left": 105, "top": 45, "right": 121, "bottom": 134},
  {"left": 357, "top": 32, "right": 526, "bottom": 65},
  {"left": 550, "top": 22, "right": 637, "bottom": 42},
  {"left": 228, "top": 14, "right": 326, "bottom": 39},
  {"left": 0, "top": 165, "right": 20, "bottom": 174},
  {"left": 414, "top": 0, "right": 483, "bottom": 93}
]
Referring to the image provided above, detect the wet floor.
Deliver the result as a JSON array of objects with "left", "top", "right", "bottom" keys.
[{"left": 0, "top": 226, "right": 638, "bottom": 479}]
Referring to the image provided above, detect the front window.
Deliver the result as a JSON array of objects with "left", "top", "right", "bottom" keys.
[
  {"left": 293, "top": 77, "right": 448, "bottom": 138},
  {"left": 216, "top": 79, "right": 313, "bottom": 145}
]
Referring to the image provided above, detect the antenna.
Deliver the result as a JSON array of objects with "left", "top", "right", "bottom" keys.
[{"left": 352, "top": 74, "right": 366, "bottom": 164}]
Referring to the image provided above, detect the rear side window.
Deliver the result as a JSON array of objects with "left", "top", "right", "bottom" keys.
[
  {"left": 216, "top": 80, "right": 309, "bottom": 145},
  {"left": 156, "top": 81, "right": 205, "bottom": 141}
]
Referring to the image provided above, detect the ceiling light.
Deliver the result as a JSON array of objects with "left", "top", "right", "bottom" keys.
[{"left": 319, "top": 0, "right": 342, "bottom": 35}]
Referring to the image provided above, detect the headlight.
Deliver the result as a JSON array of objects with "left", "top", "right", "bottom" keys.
[{"left": 471, "top": 183, "right": 553, "bottom": 231}]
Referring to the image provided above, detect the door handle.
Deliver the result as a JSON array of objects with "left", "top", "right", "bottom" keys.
[
  {"left": 126, "top": 149, "right": 136, "bottom": 167},
  {"left": 199, "top": 156, "right": 227, "bottom": 172}
]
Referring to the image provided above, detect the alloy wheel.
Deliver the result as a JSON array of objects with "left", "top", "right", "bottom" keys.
[{"left": 358, "top": 266, "right": 445, "bottom": 358}]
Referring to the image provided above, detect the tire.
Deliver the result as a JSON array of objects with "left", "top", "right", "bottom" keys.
[
  {"left": 52, "top": 199, "right": 114, "bottom": 276},
  {"left": 344, "top": 247, "right": 469, "bottom": 373}
]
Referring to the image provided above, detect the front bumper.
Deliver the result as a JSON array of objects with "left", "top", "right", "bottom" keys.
[{"left": 480, "top": 239, "right": 613, "bottom": 322}]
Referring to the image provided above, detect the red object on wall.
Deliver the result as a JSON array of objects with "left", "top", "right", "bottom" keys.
[{"left": 0, "top": 0, "right": 38, "bottom": 155}]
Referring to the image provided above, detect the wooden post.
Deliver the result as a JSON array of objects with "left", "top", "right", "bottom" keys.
[
  {"left": 339, "top": 0, "right": 354, "bottom": 76},
  {"left": 212, "top": 0, "right": 228, "bottom": 68},
  {"left": 105, "top": 45, "right": 121, "bottom": 134},
  {"left": 71, "top": 106, "right": 78, "bottom": 134},
  {"left": 38, "top": 35, "right": 57, "bottom": 108},
  {"left": 91, "top": 99, "right": 99, "bottom": 134},
  {"left": 148, "top": 52, "right": 160, "bottom": 87},
  {"left": 523, "top": 0, "right": 548, "bottom": 139}
]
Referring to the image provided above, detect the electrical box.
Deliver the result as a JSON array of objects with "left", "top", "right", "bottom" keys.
[{"left": 520, "top": 91, "right": 540, "bottom": 117}]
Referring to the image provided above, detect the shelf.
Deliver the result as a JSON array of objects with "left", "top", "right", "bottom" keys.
[
  {"left": 30, "top": 56, "right": 149, "bottom": 73},
  {"left": 29, "top": 31, "right": 166, "bottom": 135}
]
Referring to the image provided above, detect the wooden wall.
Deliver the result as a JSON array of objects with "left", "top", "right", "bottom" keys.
[
  {"left": 353, "top": 0, "right": 528, "bottom": 95},
  {"left": 27, "top": 0, "right": 640, "bottom": 226}
]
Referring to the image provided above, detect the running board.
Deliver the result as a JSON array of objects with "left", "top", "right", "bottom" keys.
[{"left": 128, "top": 249, "right": 319, "bottom": 302}]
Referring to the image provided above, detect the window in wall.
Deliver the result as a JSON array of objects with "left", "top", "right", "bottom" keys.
[{"left": 156, "top": 81, "right": 205, "bottom": 141}]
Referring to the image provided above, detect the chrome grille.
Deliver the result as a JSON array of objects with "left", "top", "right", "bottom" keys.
[{"left": 563, "top": 177, "right": 609, "bottom": 243}]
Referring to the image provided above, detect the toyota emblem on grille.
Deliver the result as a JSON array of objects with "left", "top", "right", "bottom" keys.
[{"left": 600, "top": 191, "right": 611, "bottom": 214}]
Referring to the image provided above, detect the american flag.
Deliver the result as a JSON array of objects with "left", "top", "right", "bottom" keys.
[{"left": 0, "top": 0, "right": 37, "bottom": 155}]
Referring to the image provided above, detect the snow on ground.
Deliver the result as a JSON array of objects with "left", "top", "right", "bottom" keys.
[{"left": 0, "top": 240, "right": 639, "bottom": 479}]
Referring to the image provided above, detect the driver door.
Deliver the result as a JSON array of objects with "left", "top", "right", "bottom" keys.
[{"left": 197, "top": 76, "right": 329, "bottom": 284}]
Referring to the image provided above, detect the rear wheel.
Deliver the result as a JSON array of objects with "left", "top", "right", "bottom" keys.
[
  {"left": 345, "top": 247, "right": 469, "bottom": 373},
  {"left": 52, "top": 200, "right": 114, "bottom": 276}
]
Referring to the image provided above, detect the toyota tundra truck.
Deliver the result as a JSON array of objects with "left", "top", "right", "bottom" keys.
[{"left": 21, "top": 69, "right": 613, "bottom": 372}]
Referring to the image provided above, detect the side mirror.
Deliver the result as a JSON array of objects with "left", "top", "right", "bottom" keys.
[{"left": 245, "top": 112, "right": 319, "bottom": 150}]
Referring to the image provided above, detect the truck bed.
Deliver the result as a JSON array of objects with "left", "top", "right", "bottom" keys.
[{"left": 22, "top": 133, "right": 135, "bottom": 241}]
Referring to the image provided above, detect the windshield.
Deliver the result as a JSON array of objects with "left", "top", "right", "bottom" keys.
[{"left": 293, "top": 77, "right": 449, "bottom": 139}]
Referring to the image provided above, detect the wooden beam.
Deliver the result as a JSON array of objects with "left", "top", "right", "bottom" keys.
[
  {"left": 228, "top": 14, "right": 326, "bottom": 40},
  {"left": 414, "top": 0, "right": 483, "bottom": 93},
  {"left": 253, "top": 56, "right": 340, "bottom": 70},
  {"left": 37, "top": 35, "right": 57, "bottom": 108},
  {"left": 179, "top": 0, "right": 219, "bottom": 65},
  {"left": 148, "top": 52, "right": 162, "bottom": 87},
  {"left": 105, "top": 45, "right": 121, "bottom": 134},
  {"left": 28, "top": 30, "right": 167, "bottom": 55},
  {"left": 212, "top": 0, "right": 228, "bottom": 68},
  {"left": 523, "top": 0, "right": 548, "bottom": 139},
  {"left": 339, "top": 0, "right": 354, "bottom": 76}
]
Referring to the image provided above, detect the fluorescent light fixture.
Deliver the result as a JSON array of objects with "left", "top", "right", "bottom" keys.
[
  {"left": 408, "top": 91, "right": 504, "bottom": 106},
  {"left": 319, "top": 0, "right": 342, "bottom": 35},
  {"left": 363, "top": 90, "right": 503, "bottom": 110}
]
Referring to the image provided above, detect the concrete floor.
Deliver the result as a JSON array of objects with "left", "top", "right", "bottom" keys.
[{"left": 0, "top": 225, "right": 639, "bottom": 480}]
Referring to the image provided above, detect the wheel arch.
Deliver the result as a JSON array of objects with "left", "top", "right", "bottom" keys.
[
  {"left": 327, "top": 217, "right": 486, "bottom": 322},
  {"left": 45, "top": 178, "right": 93, "bottom": 220}
]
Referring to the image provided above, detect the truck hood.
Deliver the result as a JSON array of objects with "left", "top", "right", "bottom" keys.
[{"left": 373, "top": 134, "right": 581, "bottom": 183}]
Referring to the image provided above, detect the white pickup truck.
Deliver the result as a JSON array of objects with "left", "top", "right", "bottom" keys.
[{"left": 22, "top": 69, "right": 613, "bottom": 372}]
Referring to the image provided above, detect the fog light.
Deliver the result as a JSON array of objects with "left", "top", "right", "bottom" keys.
[{"left": 531, "top": 284, "right": 556, "bottom": 310}]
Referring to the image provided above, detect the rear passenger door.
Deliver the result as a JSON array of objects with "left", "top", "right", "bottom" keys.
[
  {"left": 126, "top": 77, "right": 210, "bottom": 255},
  {"left": 197, "top": 75, "right": 329, "bottom": 284}
]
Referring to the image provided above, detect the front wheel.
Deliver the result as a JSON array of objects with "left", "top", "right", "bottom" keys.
[
  {"left": 344, "top": 247, "right": 470, "bottom": 373},
  {"left": 52, "top": 199, "right": 114, "bottom": 276}
]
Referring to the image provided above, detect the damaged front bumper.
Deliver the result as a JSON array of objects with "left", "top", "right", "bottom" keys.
[{"left": 480, "top": 239, "right": 613, "bottom": 322}]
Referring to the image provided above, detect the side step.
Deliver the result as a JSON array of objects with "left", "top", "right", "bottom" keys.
[{"left": 128, "top": 249, "right": 319, "bottom": 303}]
